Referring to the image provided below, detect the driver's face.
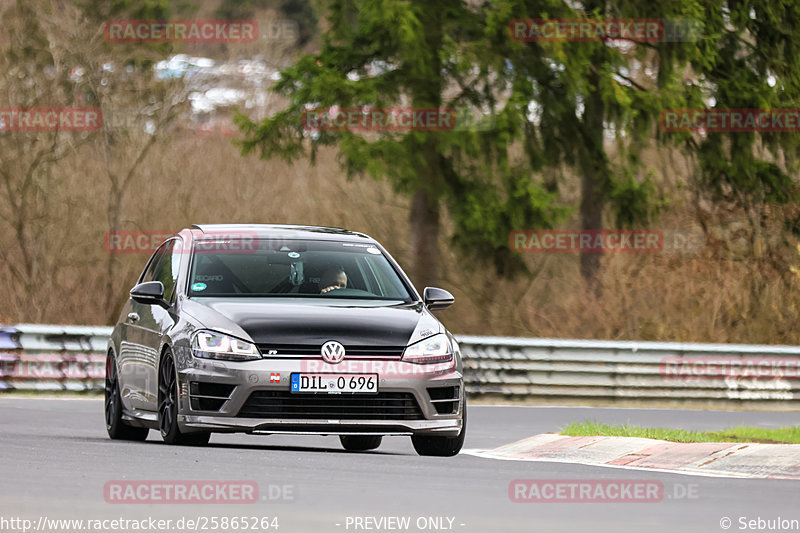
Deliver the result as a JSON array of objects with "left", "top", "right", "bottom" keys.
[
  {"left": 332, "top": 272, "right": 347, "bottom": 289},
  {"left": 320, "top": 271, "right": 348, "bottom": 293}
]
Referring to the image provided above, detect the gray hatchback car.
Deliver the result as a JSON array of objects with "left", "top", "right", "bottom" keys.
[{"left": 105, "top": 224, "right": 465, "bottom": 456}]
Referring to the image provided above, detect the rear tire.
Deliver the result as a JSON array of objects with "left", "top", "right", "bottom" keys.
[
  {"left": 340, "top": 435, "right": 382, "bottom": 451},
  {"left": 412, "top": 397, "right": 466, "bottom": 457},
  {"left": 105, "top": 352, "right": 149, "bottom": 441},
  {"left": 158, "top": 349, "right": 210, "bottom": 446}
]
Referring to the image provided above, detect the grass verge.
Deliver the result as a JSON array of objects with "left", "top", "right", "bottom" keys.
[{"left": 562, "top": 421, "right": 800, "bottom": 444}]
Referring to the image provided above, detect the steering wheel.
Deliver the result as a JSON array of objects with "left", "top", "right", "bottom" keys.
[
  {"left": 320, "top": 287, "right": 373, "bottom": 296},
  {"left": 320, "top": 286, "right": 345, "bottom": 295}
]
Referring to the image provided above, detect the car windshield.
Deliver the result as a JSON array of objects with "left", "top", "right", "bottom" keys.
[{"left": 187, "top": 238, "right": 413, "bottom": 300}]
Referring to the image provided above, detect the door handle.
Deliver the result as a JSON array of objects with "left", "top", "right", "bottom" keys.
[{"left": 127, "top": 312, "right": 140, "bottom": 322}]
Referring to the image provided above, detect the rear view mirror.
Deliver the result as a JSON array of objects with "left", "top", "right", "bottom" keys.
[
  {"left": 423, "top": 287, "right": 454, "bottom": 310},
  {"left": 130, "top": 281, "right": 169, "bottom": 308}
]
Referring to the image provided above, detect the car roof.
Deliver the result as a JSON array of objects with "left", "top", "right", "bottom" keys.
[{"left": 189, "top": 224, "right": 375, "bottom": 243}]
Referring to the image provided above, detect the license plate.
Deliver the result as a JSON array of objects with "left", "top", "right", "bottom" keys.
[{"left": 290, "top": 373, "right": 378, "bottom": 394}]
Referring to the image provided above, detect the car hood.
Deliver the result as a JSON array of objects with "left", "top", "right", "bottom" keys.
[{"left": 181, "top": 298, "right": 442, "bottom": 348}]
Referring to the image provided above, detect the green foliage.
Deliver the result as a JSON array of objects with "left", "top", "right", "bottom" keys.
[
  {"left": 563, "top": 421, "right": 800, "bottom": 444},
  {"left": 609, "top": 170, "right": 665, "bottom": 227},
  {"left": 238, "top": 0, "right": 800, "bottom": 278},
  {"left": 679, "top": 1, "right": 800, "bottom": 207},
  {"left": 237, "top": 0, "right": 567, "bottom": 276}
]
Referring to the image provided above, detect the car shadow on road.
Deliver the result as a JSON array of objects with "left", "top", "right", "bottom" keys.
[
  {"left": 72, "top": 435, "right": 404, "bottom": 455},
  {"left": 63, "top": 434, "right": 408, "bottom": 455},
  {"left": 205, "top": 441, "right": 404, "bottom": 455}
]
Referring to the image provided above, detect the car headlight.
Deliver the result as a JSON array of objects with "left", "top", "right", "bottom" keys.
[
  {"left": 402, "top": 333, "right": 453, "bottom": 364},
  {"left": 191, "top": 330, "right": 261, "bottom": 361}
]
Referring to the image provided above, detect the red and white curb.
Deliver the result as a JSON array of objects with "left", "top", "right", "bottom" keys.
[{"left": 463, "top": 434, "right": 800, "bottom": 480}]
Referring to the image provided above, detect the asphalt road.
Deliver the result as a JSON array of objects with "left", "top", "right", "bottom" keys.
[{"left": 1, "top": 398, "right": 799, "bottom": 533}]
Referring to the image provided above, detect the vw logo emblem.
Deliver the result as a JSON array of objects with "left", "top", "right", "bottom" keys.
[{"left": 321, "top": 341, "right": 346, "bottom": 364}]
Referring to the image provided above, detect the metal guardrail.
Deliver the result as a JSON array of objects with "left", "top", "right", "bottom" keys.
[
  {"left": 458, "top": 335, "right": 800, "bottom": 407},
  {"left": 0, "top": 325, "right": 109, "bottom": 391},
  {"left": 2, "top": 325, "right": 800, "bottom": 408}
]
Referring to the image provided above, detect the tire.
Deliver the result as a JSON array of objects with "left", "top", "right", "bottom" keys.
[
  {"left": 411, "top": 397, "right": 467, "bottom": 457},
  {"left": 158, "top": 349, "right": 210, "bottom": 446},
  {"left": 105, "top": 352, "right": 149, "bottom": 441},
  {"left": 340, "top": 435, "right": 383, "bottom": 451}
]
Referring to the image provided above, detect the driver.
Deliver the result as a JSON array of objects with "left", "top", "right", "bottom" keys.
[{"left": 319, "top": 266, "right": 347, "bottom": 294}]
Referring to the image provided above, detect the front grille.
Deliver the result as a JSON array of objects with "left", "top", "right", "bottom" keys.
[
  {"left": 236, "top": 391, "right": 423, "bottom": 420},
  {"left": 343, "top": 346, "right": 405, "bottom": 357},
  {"left": 189, "top": 381, "right": 235, "bottom": 412},
  {"left": 257, "top": 344, "right": 405, "bottom": 358},
  {"left": 257, "top": 344, "right": 318, "bottom": 356}
]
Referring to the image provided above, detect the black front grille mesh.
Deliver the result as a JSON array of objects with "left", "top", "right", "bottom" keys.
[
  {"left": 189, "top": 382, "right": 235, "bottom": 412},
  {"left": 427, "top": 386, "right": 460, "bottom": 415},
  {"left": 237, "top": 391, "right": 423, "bottom": 420}
]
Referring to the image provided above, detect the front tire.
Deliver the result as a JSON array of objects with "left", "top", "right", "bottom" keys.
[
  {"left": 158, "top": 349, "right": 210, "bottom": 446},
  {"left": 340, "top": 435, "right": 382, "bottom": 451},
  {"left": 411, "top": 398, "right": 466, "bottom": 457},
  {"left": 105, "top": 352, "right": 149, "bottom": 441}
]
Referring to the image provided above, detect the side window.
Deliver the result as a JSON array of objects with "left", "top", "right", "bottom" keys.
[
  {"left": 139, "top": 242, "right": 170, "bottom": 284},
  {"left": 153, "top": 240, "right": 179, "bottom": 302}
]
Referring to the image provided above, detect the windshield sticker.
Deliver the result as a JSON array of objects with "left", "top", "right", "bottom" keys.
[
  {"left": 191, "top": 282, "right": 207, "bottom": 291},
  {"left": 366, "top": 247, "right": 381, "bottom": 254},
  {"left": 288, "top": 251, "right": 300, "bottom": 258}
]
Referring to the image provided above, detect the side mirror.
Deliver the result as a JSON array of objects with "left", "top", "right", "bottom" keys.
[
  {"left": 130, "top": 281, "right": 169, "bottom": 308},
  {"left": 423, "top": 287, "right": 454, "bottom": 310}
]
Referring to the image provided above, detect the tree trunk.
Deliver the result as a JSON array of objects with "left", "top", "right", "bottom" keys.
[
  {"left": 579, "top": 153, "right": 604, "bottom": 288},
  {"left": 579, "top": 56, "right": 609, "bottom": 293},
  {"left": 409, "top": 188, "right": 440, "bottom": 292},
  {"left": 104, "top": 186, "right": 122, "bottom": 324}
]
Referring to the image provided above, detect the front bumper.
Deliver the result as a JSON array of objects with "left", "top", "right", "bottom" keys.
[
  {"left": 175, "top": 356, "right": 464, "bottom": 437},
  {"left": 180, "top": 415, "right": 462, "bottom": 436}
]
